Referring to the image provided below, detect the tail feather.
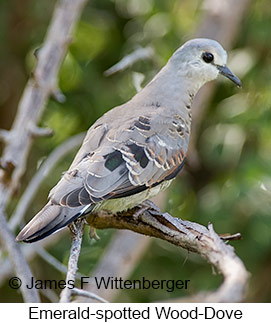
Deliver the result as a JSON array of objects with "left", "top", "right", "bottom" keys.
[{"left": 16, "top": 202, "right": 86, "bottom": 243}]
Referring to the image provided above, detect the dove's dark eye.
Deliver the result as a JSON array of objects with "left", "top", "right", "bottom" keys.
[{"left": 202, "top": 52, "right": 214, "bottom": 63}]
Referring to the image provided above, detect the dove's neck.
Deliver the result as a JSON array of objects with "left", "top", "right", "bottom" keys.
[{"left": 132, "top": 62, "right": 204, "bottom": 111}]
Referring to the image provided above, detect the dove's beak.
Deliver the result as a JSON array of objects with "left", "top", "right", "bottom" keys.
[{"left": 216, "top": 65, "right": 242, "bottom": 87}]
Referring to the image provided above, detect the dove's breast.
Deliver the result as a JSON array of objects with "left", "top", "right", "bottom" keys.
[{"left": 93, "top": 179, "right": 173, "bottom": 213}]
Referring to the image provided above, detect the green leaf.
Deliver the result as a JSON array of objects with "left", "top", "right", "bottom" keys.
[{"left": 70, "top": 21, "right": 108, "bottom": 61}]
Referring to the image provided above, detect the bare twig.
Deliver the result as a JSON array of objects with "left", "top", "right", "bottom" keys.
[
  {"left": 59, "top": 219, "right": 85, "bottom": 303},
  {"left": 75, "top": 230, "right": 151, "bottom": 302},
  {"left": 0, "top": 129, "right": 10, "bottom": 144},
  {"left": 28, "top": 124, "right": 54, "bottom": 138},
  {"left": 84, "top": 204, "right": 249, "bottom": 303},
  {"left": 104, "top": 47, "right": 155, "bottom": 76},
  {"left": 132, "top": 72, "right": 146, "bottom": 92},
  {"left": 0, "top": 0, "right": 88, "bottom": 303},
  {"left": 220, "top": 233, "right": 242, "bottom": 241},
  {"left": 0, "top": 232, "right": 66, "bottom": 287},
  {"left": 0, "top": 0, "right": 88, "bottom": 196},
  {"left": 52, "top": 88, "right": 66, "bottom": 103},
  {"left": 0, "top": 209, "right": 40, "bottom": 302}
]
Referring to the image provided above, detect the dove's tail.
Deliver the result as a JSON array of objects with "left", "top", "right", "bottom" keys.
[{"left": 16, "top": 202, "right": 91, "bottom": 243}]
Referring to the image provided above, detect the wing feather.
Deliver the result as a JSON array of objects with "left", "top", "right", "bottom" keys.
[{"left": 50, "top": 108, "right": 188, "bottom": 209}]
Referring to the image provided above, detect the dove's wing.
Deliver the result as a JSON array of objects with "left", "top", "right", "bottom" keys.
[{"left": 50, "top": 103, "right": 189, "bottom": 209}]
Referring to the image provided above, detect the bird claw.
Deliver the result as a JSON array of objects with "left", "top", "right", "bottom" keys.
[
  {"left": 141, "top": 200, "right": 161, "bottom": 213},
  {"left": 89, "top": 227, "right": 100, "bottom": 241},
  {"left": 68, "top": 222, "right": 78, "bottom": 236},
  {"left": 133, "top": 200, "right": 161, "bottom": 218}
]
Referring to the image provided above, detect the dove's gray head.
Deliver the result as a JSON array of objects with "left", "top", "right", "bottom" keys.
[{"left": 170, "top": 38, "right": 241, "bottom": 88}]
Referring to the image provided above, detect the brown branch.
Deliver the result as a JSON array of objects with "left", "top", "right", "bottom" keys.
[
  {"left": 84, "top": 203, "right": 249, "bottom": 303},
  {"left": 104, "top": 47, "right": 155, "bottom": 77}
]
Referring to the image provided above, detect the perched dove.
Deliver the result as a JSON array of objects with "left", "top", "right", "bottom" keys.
[{"left": 16, "top": 38, "right": 241, "bottom": 243}]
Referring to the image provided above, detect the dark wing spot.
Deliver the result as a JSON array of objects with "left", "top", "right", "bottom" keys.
[
  {"left": 138, "top": 116, "right": 150, "bottom": 124},
  {"left": 61, "top": 188, "right": 82, "bottom": 207},
  {"left": 104, "top": 157, "right": 186, "bottom": 201},
  {"left": 134, "top": 121, "right": 151, "bottom": 131},
  {"left": 66, "top": 190, "right": 82, "bottom": 207},
  {"left": 134, "top": 116, "right": 151, "bottom": 131},
  {"left": 60, "top": 194, "right": 68, "bottom": 205},
  {"left": 176, "top": 126, "right": 184, "bottom": 136},
  {"left": 104, "top": 150, "right": 124, "bottom": 171},
  {"left": 128, "top": 143, "right": 149, "bottom": 168},
  {"left": 78, "top": 188, "right": 92, "bottom": 205}
]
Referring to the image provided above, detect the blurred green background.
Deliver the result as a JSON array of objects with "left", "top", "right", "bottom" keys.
[{"left": 0, "top": 0, "right": 270, "bottom": 302}]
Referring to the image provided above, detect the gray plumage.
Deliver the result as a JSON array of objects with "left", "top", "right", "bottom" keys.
[{"left": 16, "top": 38, "right": 241, "bottom": 243}]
